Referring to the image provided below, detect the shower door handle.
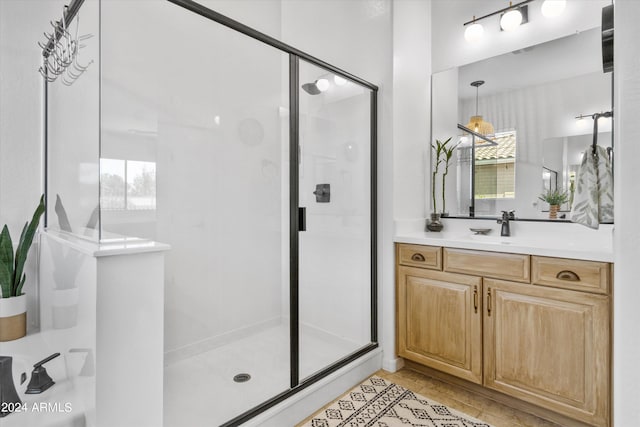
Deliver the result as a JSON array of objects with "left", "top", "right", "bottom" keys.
[{"left": 298, "top": 207, "right": 306, "bottom": 232}]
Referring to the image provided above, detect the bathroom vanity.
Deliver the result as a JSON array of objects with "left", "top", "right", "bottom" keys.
[{"left": 395, "top": 227, "right": 612, "bottom": 427}]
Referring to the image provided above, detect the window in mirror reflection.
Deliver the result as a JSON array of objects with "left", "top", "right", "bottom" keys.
[
  {"left": 474, "top": 131, "right": 516, "bottom": 200},
  {"left": 100, "top": 158, "right": 157, "bottom": 210},
  {"left": 542, "top": 167, "right": 558, "bottom": 192}
]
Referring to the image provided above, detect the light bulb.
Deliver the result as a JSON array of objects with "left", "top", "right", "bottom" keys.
[
  {"left": 316, "top": 78, "right": 330, "bottom": 92},
  {"left": 334, "top": 75, "right": 347, "bottom": 86},
  {"left": 500, "top": 8, "right": 523, "bottom": 31},
  {"left": 464, "top": 22, "right": 484, "bottom": 42},
  {"left": 541, "top": 0, "right": 566, "bottom": 18}
]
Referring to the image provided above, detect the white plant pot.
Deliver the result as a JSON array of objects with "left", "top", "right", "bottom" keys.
[{"left": 0, "top": 294, "right": 27, "bottom": 341}]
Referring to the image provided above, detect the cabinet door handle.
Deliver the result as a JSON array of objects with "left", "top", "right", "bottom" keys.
[
  {"left": 411, "top": 253, "right": 425, "bottom": 262},
  {"left": 487, "top": 287, "right": 492, "bottom": 317},
  {"left": 473, "top": 285, "right": 478, "bottom": 313},
  {"left": 556, "top": 270, "right": 580, "bottom": 281}
]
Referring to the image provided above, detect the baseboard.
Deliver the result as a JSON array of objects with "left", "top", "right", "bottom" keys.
[
  {"left": 164, "top": 316, "right": 282, "bottom": 366},
  {"left": 243, "top": 348, "right": 383, "bottom": 427},
  {"left": 382, "top": 356, "right": 404, "bottom": 373}
]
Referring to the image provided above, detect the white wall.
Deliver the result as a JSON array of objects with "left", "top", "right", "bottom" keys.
[
  {"left": 386, "top": 0, "right": 431, "bottom": 371},
  {"left": 393, "top": 0, "right": 431, "bottom": 219},
  {"left": 0, "top": 0, "right": 59, "bottom": 234},
  {"left": 0, "top": 0, "right": 65, "bottom": 333},
  {"left": 613, "top": 0, "right": 640, "bottom": 425}
]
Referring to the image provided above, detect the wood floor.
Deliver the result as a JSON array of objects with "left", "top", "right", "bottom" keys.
[{"left": 298, "top": 368, "right": 563, "bottom": 427}]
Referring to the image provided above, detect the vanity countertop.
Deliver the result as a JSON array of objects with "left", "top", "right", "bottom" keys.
[{"left": 394, "top": 219, "right": 614, "bottom": 262}]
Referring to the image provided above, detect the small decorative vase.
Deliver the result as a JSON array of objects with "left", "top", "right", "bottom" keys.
[
  {"left": 549, "top": 205, "right": 559, "bottom": 219},
  {"left": 0, "top": 294, "right": 27, "bottom": 341},
  {"left": 426, "top": 213, "right": 444, "bottom": 232}
]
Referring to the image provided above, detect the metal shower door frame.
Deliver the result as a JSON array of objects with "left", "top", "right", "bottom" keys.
[{"left": 164, "top": 1, "right": 379, "bottom": 426}]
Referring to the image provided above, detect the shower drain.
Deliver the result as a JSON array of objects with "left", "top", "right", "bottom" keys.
[{"left": 233, "top": 373, "right": 251, "bottom": 383}]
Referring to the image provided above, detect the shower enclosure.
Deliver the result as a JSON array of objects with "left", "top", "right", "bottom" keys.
[{"left": 44, "top": 0, "right": 377, "bottom": 425}]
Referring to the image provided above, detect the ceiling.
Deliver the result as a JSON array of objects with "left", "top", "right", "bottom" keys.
[{"left": 458, "top": 27, "right": 603, "bottom": 99}]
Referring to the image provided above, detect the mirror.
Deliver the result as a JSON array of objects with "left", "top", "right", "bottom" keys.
[{"left": 431, "top": 27, "right": 612, "bottom": 221}]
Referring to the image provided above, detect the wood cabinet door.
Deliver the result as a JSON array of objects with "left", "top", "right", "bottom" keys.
[
  {"left": 397, "top": 266, "right": 482, "bottom": 384},
  {"left": 483, "top": 278, "right": 610, "bottom": 426}
]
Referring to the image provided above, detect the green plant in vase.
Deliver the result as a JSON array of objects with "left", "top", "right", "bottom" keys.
[
  {"left": 0, "top": 195, "right": 44, "bottom": 341},
  {"left": 0, "top": 195, "right": 45, "bottom": 298},
  {"left": 428, "top": 138, "right": 452, "bottom": 231},
  {"left": 430, "top": 138, "right": 448, "bottom": 214},
  {"left": 538, "top": 189, "right": 568, "bottom": 219},
  {"left": 440, "top": 139, "right": 459, "bottom": 216}
]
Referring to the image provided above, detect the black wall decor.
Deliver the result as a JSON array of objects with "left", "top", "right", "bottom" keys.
[{"left": 602, "top": 4, "right": 614, "bottom": 73}]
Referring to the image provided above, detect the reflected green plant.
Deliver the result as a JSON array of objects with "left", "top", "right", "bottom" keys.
[
  {"left": 431, "top": 137, "right": 457, "bottom": 214},
  {"left": 538, "top": 189, "right": 569, "bottom": 206}
]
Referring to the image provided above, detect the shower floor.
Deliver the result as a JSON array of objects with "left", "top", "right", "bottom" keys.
[{"left": 163, "top": 322, "right": 362, "bottom": 427}]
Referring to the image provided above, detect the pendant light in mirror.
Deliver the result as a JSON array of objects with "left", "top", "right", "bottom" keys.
[{"left": 465, "top": 80, "right": 494, "bottom": 136}]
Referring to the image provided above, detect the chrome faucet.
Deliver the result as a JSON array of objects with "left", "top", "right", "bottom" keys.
[{"left": 497, "top": 210, "right": 515, "bottom": 237}]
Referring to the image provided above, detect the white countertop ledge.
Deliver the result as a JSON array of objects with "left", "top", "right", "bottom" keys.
[
  {"left": 43, "top": 230, "right": 171, "bottom": 257},
  {"left": 394, "top": 231, "right": 613, "bottom": 262}
]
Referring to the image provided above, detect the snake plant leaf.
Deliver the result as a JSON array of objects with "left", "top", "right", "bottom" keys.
[
  {"left": 13, "top": 195, "right": 45, "bottom": 296},
  {"left": 0, "top": 225, "right": 13, "bottom": 298},
  {"left": 12, "top": 222, "right": 28, "bottom": 296},
  {"left": 15, "top": 274, "right": 26, "bottom": 297}
]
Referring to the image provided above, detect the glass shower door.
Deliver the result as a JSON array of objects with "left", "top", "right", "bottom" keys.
[
  {"left": 100, "top": 2, "right": 290, "bottom": 425},
  {"left": 297, "top": 59, "right": 373, "bottom": 380}
]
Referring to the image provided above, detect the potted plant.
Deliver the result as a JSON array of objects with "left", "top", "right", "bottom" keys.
[
  {"left": 428, "top": 137, "right": 458, "bottom": 231},
  {"left": 0, "top": 196, "right": 45, "bottom": 341},
  {"left": 538, "top": 189, "right": 568, "bottom": 219},
  {"left": 440, "top": 139, "right": 459, "bottom": 216},
  {"left": 428, "top": 138, "right": 451, "bottom": 231}
]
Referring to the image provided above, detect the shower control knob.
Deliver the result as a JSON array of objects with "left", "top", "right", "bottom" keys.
[{"left": 313, "top": 184, "right": 330, "bottom": 203}]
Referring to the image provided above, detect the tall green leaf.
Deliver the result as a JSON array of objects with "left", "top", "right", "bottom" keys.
[
  {"left": 441, "top": 139, "right": 458, "bottom": 214},
  {"left": 15, "top": 274, "right": 26, "bottom": 297},
  {"left": 13, "top": 195, "right": 45, "bottom": 297},
  {"left": 12, "top": 222, "right": 28, "bottom": 296},
  {"left": 0, "top": 225, "right": 13, "bottom": 298}
]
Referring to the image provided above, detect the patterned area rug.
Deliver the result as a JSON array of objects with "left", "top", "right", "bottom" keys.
[{"left": 302, "top": 376, "right": 493, "bottom": 427}]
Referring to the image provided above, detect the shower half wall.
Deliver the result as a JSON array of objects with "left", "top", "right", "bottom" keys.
[{"left": 45, "top": 0, "right": 377, "bottom": 425}]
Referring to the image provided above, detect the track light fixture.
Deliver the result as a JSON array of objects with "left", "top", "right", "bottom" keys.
[{"left": 463, "top": 0, "right": 566, "bottom": 42}]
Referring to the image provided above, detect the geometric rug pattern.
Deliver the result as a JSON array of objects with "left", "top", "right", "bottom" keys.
[{"left": 301, "top": 376, "right": 494, "bottom": 427}]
